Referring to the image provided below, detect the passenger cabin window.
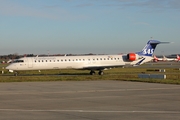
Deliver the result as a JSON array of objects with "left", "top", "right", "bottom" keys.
[{"left": 13, "top": 60, "right": 24, "bottom": 63}]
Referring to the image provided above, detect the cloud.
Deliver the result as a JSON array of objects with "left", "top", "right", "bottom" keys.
[
  {"left": 104, "top": 0, "right": 180, "bottom": 11},
  {"left": 75, "top": 3, "right": 94, "bottom": 8},
  {"left": 134, "top": 22, "right": 150, "bottom": 26},
  {"left": 0, "top": 1, "right": 58, "bottom": 19},
  {"left": 65, "top": 0, "right": 180, "bottom": 12},
  {"left": 1, "top": 0, "right": 179, "bottom": 21},
  {"left": 0, "top": 1, "right": 88, "bottom": 21},
  {"left": 168, "top": 0, "right": 180, "bottom": 10}
]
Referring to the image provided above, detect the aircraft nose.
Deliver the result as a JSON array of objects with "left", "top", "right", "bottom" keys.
[
  {"left": 6, "top": 65, "right": 14, "bottom": 73},
  {"left": 6, "top": 65, "right": 12, "bottom": 70},
  {"left": 6, "top": 66, "right": 9, "bottom": 69}
]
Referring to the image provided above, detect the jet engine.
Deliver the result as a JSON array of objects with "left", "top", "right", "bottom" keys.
[{"left": 127, "top": 53, "right": 139, "bottom": 61}]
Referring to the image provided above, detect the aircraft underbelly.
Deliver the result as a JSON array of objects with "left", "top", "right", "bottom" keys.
[{"left": 84, "top": 60, "right": 125, "bottom": 68}]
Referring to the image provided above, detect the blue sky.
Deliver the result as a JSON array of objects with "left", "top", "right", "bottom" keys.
[{"left": 0, "top": 0, "right": 180, "bottom": 55}]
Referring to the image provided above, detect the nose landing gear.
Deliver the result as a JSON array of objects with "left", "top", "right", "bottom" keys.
[{"left": 14, "top": 72, "right": 18, "bottom": 76}]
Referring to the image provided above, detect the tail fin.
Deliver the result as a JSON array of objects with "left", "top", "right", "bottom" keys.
[
  {"left": 154, "top": 55, "right": 158, "bottom": 59},
  {"left": 163, "top": 55, "right": 167, "bottom": 61},
  {"left": 153, "top": 55, "right": 158, "bottom": 60},
  {"left": 137, "top": 40, "right": 169, "bottom": 56},
  {"left": 177, "top": 55, "right": 180, "bottom": 59},
  {"left": 152, "top": 55, "right": 158, "bottom": 62},
  {"left": 176, "top": 55, "right": 180, "bottom": 61}
]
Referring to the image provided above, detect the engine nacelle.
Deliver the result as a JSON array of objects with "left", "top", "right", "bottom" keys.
[{"left": 127, "top": 53, "right": 139, "bottom": 61}]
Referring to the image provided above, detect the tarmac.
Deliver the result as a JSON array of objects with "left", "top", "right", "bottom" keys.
[
  {"left": 134, "top": 61, "right": 180, "bottom": 68},
  {"left": 0, "top": 80, "right": 180, "bottom": 120}
]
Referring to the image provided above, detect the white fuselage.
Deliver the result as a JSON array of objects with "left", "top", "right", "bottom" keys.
[
  {"left": 6, "top": 54, "right": 152, "bottom": 71},
  {"left": 154, "top": 56, "right": 175, "bottom": 62}
]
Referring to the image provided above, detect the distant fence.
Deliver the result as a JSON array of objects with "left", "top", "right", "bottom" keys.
[
  {"left": 138, "top": 74, "right": 166, "bottom": 79},
  {"left": 146, "top": 69, "right": 166, "bottom": 72}
]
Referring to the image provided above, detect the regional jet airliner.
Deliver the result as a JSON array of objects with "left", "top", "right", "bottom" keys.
[{"left": 6, "top": 40, "right": 168, "bottom": 75}]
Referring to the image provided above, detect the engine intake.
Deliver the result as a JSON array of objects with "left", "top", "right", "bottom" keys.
[{"left": 127, "top": 53, "right": 139, "bottom": 61}]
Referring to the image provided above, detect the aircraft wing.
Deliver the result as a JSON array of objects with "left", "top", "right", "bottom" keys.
[{"left": 83, "top": 65, "right": 124, "bottom": 71}]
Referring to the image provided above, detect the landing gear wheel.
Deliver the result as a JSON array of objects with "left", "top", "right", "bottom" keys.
[
  {"left": 98, "top": 71, "right": 104, "bottom": 75},
  {"left": 14, "top": 72, "right": 18, "bottom": 76},
  {"left": 90, "top": 70, "right": 95, "bottom": 75}
]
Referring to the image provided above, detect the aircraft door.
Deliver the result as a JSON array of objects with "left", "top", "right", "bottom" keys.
[
  {"left": 87, "top": 58, "right": 96, "bottom": 64},
  {"left": 92, "top": 58, "right": 96, "bottom": 64},
  {"left": 28, "top": 58, "right": 33, "bottom": 68},
  {"left": 116, "top": 57, "right": 120, "bottom": 62},
  {"left": 88, "top": 58, "right": 91, "bottom": 64}
]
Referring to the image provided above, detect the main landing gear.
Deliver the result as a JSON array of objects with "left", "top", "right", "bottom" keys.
[{"left": 90, "top": 70, "right": 104, "bottom": 75}]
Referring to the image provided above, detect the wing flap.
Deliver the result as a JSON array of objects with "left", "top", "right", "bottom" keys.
[{"left": 83, "top": 65, "right": 124, "bottom": 71}]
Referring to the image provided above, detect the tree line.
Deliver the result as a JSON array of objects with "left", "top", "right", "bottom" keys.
[{"left": 0, "top": 54, "right": 34, "bottom": 60}]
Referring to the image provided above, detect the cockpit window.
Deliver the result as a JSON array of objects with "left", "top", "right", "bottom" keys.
[{"left": 13, "top": 60, "right": 24, "bottom": 63}]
